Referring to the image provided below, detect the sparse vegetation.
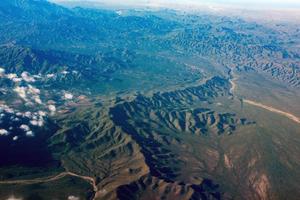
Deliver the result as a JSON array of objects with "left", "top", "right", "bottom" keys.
[{"left": 0, "top": 0, "right": 300, "bottom": 200}]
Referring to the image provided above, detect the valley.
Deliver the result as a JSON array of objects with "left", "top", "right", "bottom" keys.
[{"left": 0, "top": 0, "right": 300, "bottom": 200}]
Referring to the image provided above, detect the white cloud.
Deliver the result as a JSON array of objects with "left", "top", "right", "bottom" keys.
[
  {"left": 38, "top": 111, "right": 47, "bottom": 117},
  {"left": 26, "top": 131, "right": 34, "bottom": 137},
  {"left": 6, "top": 196, "right": 23, "bottom": 200},
  {"left": 30, "top": 120, "right": 38, "bottom": 126},
  {"left": 12, "top": 117, "right": 20, "bottom": 122},
  {"left": 16, "top": 112, "right": 22, "bottom": 116},
  {"left": 30, "top": 119, "right": 44, "bottom": 127},
  {"left": 14, "top": 85, "right": 43, "bottom": 105},
  {"left": 14, "top": 86, "right": 27, "bottom": 101},
  {"left": 12, "top": 77, "right": 22, "bottom": 82},
  {"left": 0, "top": 104, "right": 15, "bottom": 114},
  {"left": 24, "top": 111, "right": 32, "bottom": 118},
  {"left": 68, "top": 196, "right": 80, "bottom": 200},
  {"left": 4, "top": 107, "right": 14, "bottom": 114},
  {"left": 38, "top": 120, "right": 44, "bottom": 127},
  {"left": 33, "top": 96, "right": 43, "bottom": 104},
  {"left": 33, "top": 74, "right": 42, "bottom": 79},
  {"left": 20, "top": 124, "right": 30, "bottom": 132},
  {"left": 13, "top": 136, "right": 18, "bottom": 141},
  {"left": 0, "top": 129, "right": 9, "bottom": 136},
  {"left": 64, "top": 92, "right": 73, "bottom": 100},
  {"left": 21, "top": 72, "right": 35, "bottom": 83},
  {"left": 48, "top": 105, "right": 56, "bottom": 113},
  {"left": 61, "top": 70, "right": 69, "bottom": 75},
  {"left": 32, "top": 115, "right": 38, "bottom": 120},
  {"left": 7, "top": 73, "right": 17, "bottom": 80},
  {"left": 116, "top": 10, "right": 123, "bottom": 15},
  {"left": 28, "top": 85, "right": 40, "bottom": 95},
  {"left": 46, "top": 73, "right": 55, "bottom": 78},
  {"left": 0, "top": 68, "right": 5, "bottom": 74}
]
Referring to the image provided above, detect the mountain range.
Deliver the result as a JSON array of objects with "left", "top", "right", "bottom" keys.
[{"left": 0, "top": 0, "right": 300, "bottom": 200}]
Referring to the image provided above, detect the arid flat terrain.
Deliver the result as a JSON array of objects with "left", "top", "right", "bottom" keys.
[{"left": 0, "top": 0, "right": 300, "bottom": 200}]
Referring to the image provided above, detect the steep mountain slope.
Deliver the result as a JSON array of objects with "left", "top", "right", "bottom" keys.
[
  {"left": 43, "top": 75, "right": 300, "bottom": 200},
  {"left": 41, "top": 77, "right": 252, "bottom": 199},
  {"left": 0, "top": 1, "right": 300, "bottom": 200}
]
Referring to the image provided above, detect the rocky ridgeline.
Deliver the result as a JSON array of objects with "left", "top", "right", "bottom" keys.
[
  {"left": 116, "top": 175, "right": 221, "bottom": 200},
  {"left": 106, "top": 77, "right": 253, "bottom": 196},
  {"left": 170, "top": 22, "right": 300, "bottom": 87},
  {"left": 48, "top": 76, "right": 252, "bottom": 199}
]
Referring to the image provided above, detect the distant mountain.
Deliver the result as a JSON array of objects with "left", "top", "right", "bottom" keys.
[
  {"left": 1, "top": 0, "right": 299, "bottom": 87},
  {"left": 170, "top": 19, "right": 300, "bottom": 87},
  {"left": 0, "top": 0, "right": 177, "bottom": 53},
  {"left": 0, "top": 44, "right": 138, "bottom": 95},
  {"left": 1, "top": 1, "right": 300, "bottom": 200},
  {"left": 0, "top": 44, "right": 133, "bottom": 75}
]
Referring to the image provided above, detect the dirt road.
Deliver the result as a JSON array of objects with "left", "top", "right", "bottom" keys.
[
  {"left": 229, "top": 71, "right": 300, "bottom": 125},
  {"left": 0, "top": 171, "right": 98, "bottom": 197},
  {"left": 244, "top": 99, "right": 300, "bottom": 124}
]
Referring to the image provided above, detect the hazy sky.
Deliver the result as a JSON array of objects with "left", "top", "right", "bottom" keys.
[{"left": 51, "top": 0, "right": 300, "bottom": 8}]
